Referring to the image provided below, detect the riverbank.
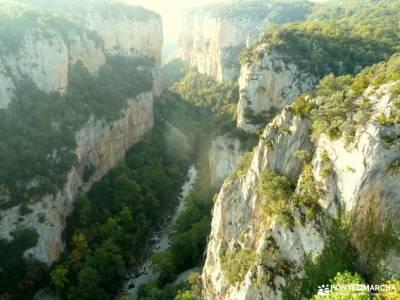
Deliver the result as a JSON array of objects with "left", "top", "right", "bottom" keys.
[{"left": 119, "top": 165, "right": 198, "bottom": 299}]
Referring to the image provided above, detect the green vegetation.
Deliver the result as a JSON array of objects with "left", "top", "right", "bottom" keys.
[
  {"left": 388, "top": 159, "right": 400, "bottom": 176},
  {"left": 258, "top": 165, "right": 322, "bottom": 228},
  {"left": 0, "top": 56, "right": 154, "bottom": 206},
  {"left": 351, "top": 198, "right": 400, "bottom": 281},
  {"left": 187, "top": 0, "right": 313, "bottom": 22},
  {"left": 242, "top": 0, "right": 400, "bottom": 77},
  {"left": 16, "top": 0, "right": 159, "bottom": 22},
  {"left": 258, "top": 169, "right": 296, "bottom": 227},
  {"left": 298, "top": 221, "right": 358, "bottom": 298},
  {"left": 291, "top": 198, "right": 400, "bottom": 299},
  {"left": 291, "top": 94, "right": 316, "bottom": 119},
  {"left": 48, "top": 123, "right": 187, "bottom": 299},
  {"left": 290, "top": 53, "right": 400, "bottom": 145},
  {"left": 293, "top": 149, "right": 312, "bottom": 162},
  {"left": 375, "top": 279, "right": 400, "bottom": 299},
  {"left": 311, "top": 272, "right": 369, "bottom": 300},
  {"left": 170, "top": 66, "right": 239, "bottom": 131},
  {"left": 297, "top": 163, "right": 324, "bottom": 222},
  {"left": 221, "top": 249, "right": 259, "bottom": 284},
  {"left": 320, "top": 151, "right": 333, "bottom": 179},
  {"left": 162, "top": 59, "right": 191, "bottom": 91},
  {"left": 0, "top": 228, "right": 48, "bottom": 300},
  {"left": 0, "top": 0, "right": 102, "bottom": 54}
]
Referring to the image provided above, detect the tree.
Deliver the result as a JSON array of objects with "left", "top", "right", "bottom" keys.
[
  {"left": 50, "top": 265, "right": 69, "bottom": 293},
  {"left": 174, "top": 290, "right": 195, "bottom": 300}
]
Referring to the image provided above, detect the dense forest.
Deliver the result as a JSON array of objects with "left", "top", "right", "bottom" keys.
[
  {"left": 0, "top": 56, "right": 154, "bottom": 207},
  {"left": 1, "top": 0, "right": 400, "bottom": 299},
  {"left": 241, "top": 0, "right": 400, "bottom": 77}
]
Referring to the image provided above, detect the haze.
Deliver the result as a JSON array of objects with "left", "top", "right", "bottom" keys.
[{"left": 118, "top": 0, "right": 229, "bottom": 53}]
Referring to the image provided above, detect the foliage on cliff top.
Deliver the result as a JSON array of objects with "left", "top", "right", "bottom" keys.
[
  {"left": 185, "top": 0, "right": 313, "bottom": 22},
  {"left": 0, "top": 56, "right": 154, "bottom": 206},
  {"left": 292, "top": 53, "right": 400, "bottom": 142},
  {"left": 16, "top": 0, "right": 159, "bottom": 21},
  {"left": 0, "top": 0, "right": 92, "bottom": 53},
  {"left": 0, "top": 0, "right": 159, "bottom": 54},
  {"left": 241, "top": 0, "right": 400, "bottom": 77},
  {"left": 221, "top": 249, "right": 259, "bottom": 284}
]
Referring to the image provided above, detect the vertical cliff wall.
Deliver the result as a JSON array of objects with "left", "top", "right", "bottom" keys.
[
  {"left": 202, "top": 72, "right": 400, "bottom": 298},
  {"left": 0, "top": 2, "right": 162, "bottom": 265},
  {"left": 179, "top": 1, "right": 313, "bottom": 82},
  {"left": 237, "top": 47, "right": 317, "bottom": 133}
]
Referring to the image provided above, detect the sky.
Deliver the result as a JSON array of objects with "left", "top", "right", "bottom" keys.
[{"left": 119, "top": 0, "right": 228, "bottom": 43}]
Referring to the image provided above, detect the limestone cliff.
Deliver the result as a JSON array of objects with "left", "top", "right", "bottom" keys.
[
  {"left": 0, "top": 93, "right": 154, "bottom": 263},
  {"left": 202, "top": 75, "right": 400, "bottom": 298},
  {"left": 0, "top": 2, "right": 162, "bottom": 110},
  {"left": 208, "top": 134, "right": 243, "bottom": 187},
  {"left": 0, "top": 2, "right": 162, "bottom": 265},
  {"left": 179, "top": 1, "right": 313, "bottom": 82},
  {"left": 237, "top": 48, "right": 317, "bottom": 133}
]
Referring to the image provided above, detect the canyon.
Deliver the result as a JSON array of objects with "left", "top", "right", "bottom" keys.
[{"left": 1, "top": 0, "right": 400, "bottom": 299}]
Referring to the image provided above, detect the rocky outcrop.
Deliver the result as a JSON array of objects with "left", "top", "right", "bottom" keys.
[
  {"left": 208, "top": 134, "right": 242, "bottom": 187},
  {"left": 0, "top": 3, "right": 162, "bottom": 264},
  {"left": 179, "top": 1, "right": 313, "bottom": 82},
  {"left": 202, "top": 108, "right": 322, "bottom": 299},
  {"left": 237, "top": 48, "right": 317, "bottom": 133},
  {"left": 202, "top": 80, "right": 400, "bottom": 298},
  {"left": 0, "top": 92, "right": 154, "bottom": 264},
  {"left": 0, "top": 5, "right": 162, "bottom": 110}
]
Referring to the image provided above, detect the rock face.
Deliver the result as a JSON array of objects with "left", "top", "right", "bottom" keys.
[
  {"left": 208, "top": 134, "right": 243, "bottom": 187},
  {"left": 202, "top": 108, "right": 323, "bottom": 299},
  {"left": 201, "top": 80, "right": 400, "bottom": 298},
  {"left": 237, "top": 48, "right": 317, "bottom": 133},
  {"left": 0, "top": 93, "right": 154, "bottom": 263},
  {"left": 179, "top": 1, "right": 313, "bottom": 82},
  {"left": 0, "top": 4, "right": 162, "bottom": 264},
  {"left": 0, "top": 6, "right": 162, "bottom": 110}
]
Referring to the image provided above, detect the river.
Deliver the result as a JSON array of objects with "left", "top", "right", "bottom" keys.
[{"left": 119, "top": 165, "right": 198, "bottom": 299}]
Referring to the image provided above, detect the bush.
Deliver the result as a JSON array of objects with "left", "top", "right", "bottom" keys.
[
  {"left": 294, "top": 149, "right": 312, "bottom": 162},
  {"left": 299, "top": 222, "right": 358, "bottom": 298},
  {"left": 258, "top": 169, "right": 296, "bottom": 227},
  {"left": 320, "top": 151, "right": 333, "bottom": 179},
  {"left": 292, "top": 94, "right": 316, "bottom": 118},
  {"left": 388, "top": 159, "right": 400, "bottom": 176},
  {"left": 221, "top": 249, "right": 259, "bottom": 284}
]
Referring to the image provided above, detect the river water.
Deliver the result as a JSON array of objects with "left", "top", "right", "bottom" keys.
[{"left": 119, "top": 165, "right": 198, "bottom": 299}]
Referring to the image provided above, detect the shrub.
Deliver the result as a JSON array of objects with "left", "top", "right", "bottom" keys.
[
  {"left": 299, "top": 222, "right": 358, "bottom": 298},
  {"left": 374, "top": 279, "right": 400, "bottom": 299},
  {"left": 258, "top": 169, "right": 296, "bottom": 227},
  {"left": 350, "top": 198, "right": 400, "bottom": 280},
  {"left": 294, "top": 149, "right": 312, "bottom": 162},
  {"left": 291, "top": 94, "right": 315, "bottom": 118},
  {"left": 297, "top": 164, "right": 323, "bottom": 221},
  {"left": 320, "top": 151, "right": 333, "bottom": 179},
  {"left": 388, "top": 159, "right": 400, "bottom": 176},
  {"left": 377, "top": 114, "right": 395, "bottom": 127},
  {"left": 221, "top": 249, "right": 259, "bottom": 284}
]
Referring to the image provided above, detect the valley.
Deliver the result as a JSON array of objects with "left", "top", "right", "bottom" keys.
[{"left": 0, "top": 0, "right": 399, "bottom": 300}]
